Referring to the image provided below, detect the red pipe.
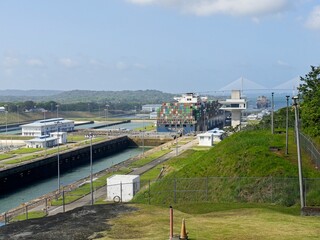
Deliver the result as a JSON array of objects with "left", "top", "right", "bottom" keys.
[{"left": 169, "top": 206, "right": 173, "bottom": 239}]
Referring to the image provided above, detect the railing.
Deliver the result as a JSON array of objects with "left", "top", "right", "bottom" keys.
[{"left": 299, "top": 132, "right": 320, "bottom": 168}]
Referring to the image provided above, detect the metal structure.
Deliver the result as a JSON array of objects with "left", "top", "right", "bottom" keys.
[
  {"left": 292, "top": 96, "right": 305, "bottom": 209},
  {"left": 271, "top": 92, "right": 274, "bottom": 134}
]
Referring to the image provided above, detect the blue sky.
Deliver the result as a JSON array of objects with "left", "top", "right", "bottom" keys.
[{"left": 0, "top": 0, "right": 320, "bottom": 93}]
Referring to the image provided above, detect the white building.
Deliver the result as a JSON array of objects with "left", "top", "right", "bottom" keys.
[
  {"left": 142, "top": 104, "right": 162, "bottom": 112},
  {"left": 106, "top": 175, "right": 140, "bottom": 202},
  {"left": 197, "top": 132, "right": 214, "bottom": 146},
  {"left": 50, "top": 132, "right": 67, "bottom": 144},
  {"left": 219, "top": 90, "right": 247, "bottom": 128},
  {"left": 0, "top": 107, "right": 5, "bottom": 112},
  {"left": 21, "top": 118, "right": 74, "bottom": 137},
  {"left": 25, "top": 135, "right": 58, "bottom": 148}
]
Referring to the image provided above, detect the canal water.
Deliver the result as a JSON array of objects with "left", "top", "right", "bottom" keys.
[{"left": 0, "top": 147, "right": 142, "bottom": 214}]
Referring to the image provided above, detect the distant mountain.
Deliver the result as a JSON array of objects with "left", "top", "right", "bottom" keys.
[
  {"left": 0, "top": 89, "right": 63, "bottom": 97},
  {"left": 0, "top": 89, "right": 175, "bottom": 104}
]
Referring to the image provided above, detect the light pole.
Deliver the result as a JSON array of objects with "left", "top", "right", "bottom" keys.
[
  {"left": 16, "top": 105, "right": 19, "bottom": 124},
  {"left": 142, "top": 118, "right": 145, "bottom": 155},
  {"left": 285, "top": 95, "right": 290, "bottom": 155},
  {"left": 105, "top": 104, "right": 109, "bottom": 122},
  {"left": 89, "top": 132, "right": 94, "bottom": 205},
  {"left": 56, "top": 121, "right": 61, "bottom": 193},
  {"left": 175, "top": 118, "right": 178, "bottom": 156},
  {"left": 271, "top": 92, "right": 274, "bottom": 134},
  {"left": 292, "top": 96, "right": 305, "bottom": 209}
]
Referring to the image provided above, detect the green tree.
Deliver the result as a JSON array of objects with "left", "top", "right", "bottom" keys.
[{"left": 298, "top": 65, "right": 320, "bottom": 136}]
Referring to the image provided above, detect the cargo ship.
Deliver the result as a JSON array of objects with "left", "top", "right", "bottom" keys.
[{"left": 156, "top": 93, "right": 224, "bottom": 133}]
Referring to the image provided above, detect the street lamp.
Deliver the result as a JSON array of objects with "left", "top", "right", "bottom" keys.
[
  {"left": 285, "top": 95, "right": 290, "bottom": 155},
  {"left": 271, "top": 92, "right": 274, "bottom": 134},
  {"left": 16, "top": 105, "right": 19, "bottom": 124},
  {"left": 89, "top": 132, "right": 94, "bottom": 205},
  {"left": 56, "top": 121, "right": 61, "bottom": 193},
  {"left": 292, "top": 96, "right": 305, "bottom": 209}
]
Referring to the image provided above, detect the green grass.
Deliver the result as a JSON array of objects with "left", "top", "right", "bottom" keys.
[
  {"left": 8, "top": 148, "right": 43, "bottom": 154},
  {"left": 51, "top": 168, "right": 131, "bottom": 206},
  {"left": 67, "top": 135, "right": 86, "bottom": 142},
  {"left": 99, "top": 203, "right": 320, "bottom": 240},
  {"left": 129, "top": 149, "right": 171, "bottom": 168},
  {"left": 133, "top": 129, "right": 320, "bottom": 206},
  {"left": 134, "top": 124, "right": 155, "bottom": 131},
  {"left": 0, "top": 154, "right": 14, "bottom": 161},
  {"left": 11, "top": 211, "right": 46, "bottom": 221},
  {"left": 4, "top": 155, "right": 39, "bottom": 164}
]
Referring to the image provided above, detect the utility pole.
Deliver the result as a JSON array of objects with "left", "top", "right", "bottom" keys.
[
  {"left": 271, "top": 92, "right": 274, "bottom": 134},
  {"left": 292, "top": 96, "right": 305, "bottom": 209},
  {"left": 89, "top": 132, "right": 94, "bottom": 205},
  {"left": 285, "top": 95, "right": 290, "bottom": 155}
]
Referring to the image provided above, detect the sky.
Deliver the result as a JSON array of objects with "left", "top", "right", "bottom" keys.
[{"left": 0, "top": 0, "right": 320, "bottom": 93}]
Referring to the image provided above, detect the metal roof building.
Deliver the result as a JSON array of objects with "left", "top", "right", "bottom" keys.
[{"left": 21, "top": 118, "right": 74, "bottom": 137}]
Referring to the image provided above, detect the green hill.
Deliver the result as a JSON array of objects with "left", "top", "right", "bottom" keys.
[{"left": 134, "top": 130, "right": 320, "bottom": 206}]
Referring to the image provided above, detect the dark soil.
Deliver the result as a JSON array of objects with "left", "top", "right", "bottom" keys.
[{"left": 0, "top": 204, "right": 136, "bottom": 240}]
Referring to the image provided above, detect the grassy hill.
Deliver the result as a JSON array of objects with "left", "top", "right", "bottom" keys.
[{"left": 134, "top": 130, "right": 320, "bottom": 206}]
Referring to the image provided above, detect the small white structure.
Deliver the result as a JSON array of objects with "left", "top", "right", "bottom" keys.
[
  {"left": 0, "top": 107, "right": 5, "bottom": 112},
  {"left": 219, "top": 90, "right": 247, "bottom": 128},
  {"left": 21, "top": 118, "right": 74, "bottom": 137},
  {"left": 25, "top": 135, "right": 58, "bottom": 148},
  {"left": 107, "top": 175, "right": 140, "bottom": 202},
  {"left": 207, "top": 128, "right": 225, "bottom": 143},
  {"left": 197, "top": 132, "right": 214, "bottom": 146},
  {"left": 50, "top": 132, "right": 67, "bottom": 144}
]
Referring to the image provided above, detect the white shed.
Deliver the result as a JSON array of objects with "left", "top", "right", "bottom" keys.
[
  {"left": 106, "top": 175, "right": 140, "bottom": 202},
  {"left": 50, "top": 132, "right": 67, "bottom": 144},
  {"left": 197, "top": 132, "right": 214, "bottom": 146}
]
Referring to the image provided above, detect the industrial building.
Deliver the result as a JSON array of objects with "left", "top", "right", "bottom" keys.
[
  {"left": 157, "top": 93, "right": 224, "bottom": 133},
  {"left": 219, "top": 90, "right": 247, "bottom": 128},
  {"left": 21, "top": 118, "right": 74, "bottom": 137},
  {"left": 141, "top": 104, "right": 162, "bottom": 112}
]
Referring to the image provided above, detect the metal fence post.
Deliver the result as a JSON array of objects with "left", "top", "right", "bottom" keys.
[
  {"left": 148, "top": 180, "right": 151, "bottom": 205},
  {"left": 62, "top": 189, "right": 65, "bottom": 213},
  {"left": 304, "top": 178, "right": 307, "bottom": 207},
  {"left": 271, "top": 176, "right": 273, "bottom": 204},
  {"left": 174, "top": 178, "right": 177, "bottom": 203},
  {"left": 205, "top": 177, "right": 208, "bottom": 201},
  {"left": 25, "top": 205, "right": 28, "bottom": 220},
  {"left": 45, "top": 198, "right": 48, "bottom": 215},
  {"left": 4, "top": 213, "right": 7, "bottom": 225},
  {"left": 120, "top": 182, "right": 123, "bottom": 203}
]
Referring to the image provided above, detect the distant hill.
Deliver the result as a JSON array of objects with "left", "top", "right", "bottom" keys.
[
  {"left": 0, "top": 89, "right": 63, "bottom": 97},
  {"left": 0, "top": 89, "right": 175, "bottom": 104}
]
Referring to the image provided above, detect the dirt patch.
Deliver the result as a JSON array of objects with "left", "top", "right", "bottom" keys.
[{"left": 0, "top": 204, "right": 136, "bottom": 240}]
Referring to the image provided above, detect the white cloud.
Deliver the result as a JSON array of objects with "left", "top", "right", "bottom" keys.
[
  {"left": 116, "top": 61, "right": 128, "bottom": 70},
  {"left": 305, "top": 5, "right": 320, "bottom": 30},
  {"left": 26, "top": 58, "right": 45, "bottom": 67},
  {"left": 59, "top": 58, "right": 78, "bottom": 68},
  {"left": 127, "top": 0, "right": 291, "bottom": 17},
  {"left": 133, "top": 63, "right": 147, "bottom": 69},
  {"left": 277, "top": 60, "right": 290, "bottom": 67},
  {"left": 2, "top": 57, "right": 19, "bottom": 68}
]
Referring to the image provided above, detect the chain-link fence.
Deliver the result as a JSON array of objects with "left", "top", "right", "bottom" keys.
[
  {"left": 1, "top": 176, "right": 320, "bottom": 226},
  {"left": 132, "top": 177, "right": 320, "bottom": 207},
  {"left": 300, "top": 132, "right": 320, "bottom": 169}
]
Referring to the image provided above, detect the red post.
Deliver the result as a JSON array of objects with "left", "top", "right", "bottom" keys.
[{"left": 169, "top": 206, "right": 173, "bottom": 239}]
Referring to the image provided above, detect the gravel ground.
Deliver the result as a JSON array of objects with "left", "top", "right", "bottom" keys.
[{"left": 0, "top": 204, "right": 136, "bottom": 240}]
